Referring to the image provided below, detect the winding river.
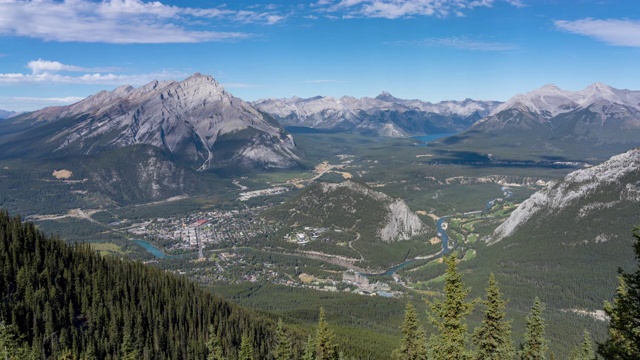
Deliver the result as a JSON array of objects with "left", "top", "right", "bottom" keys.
[{"left": 372, "top": 186, "right": 513, "bottom": 276}]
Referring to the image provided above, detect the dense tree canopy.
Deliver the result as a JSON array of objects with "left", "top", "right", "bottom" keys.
[
  {"left": 0, "top": 211, "right": 280, "bottom": 359},
  {"left": 598, "top": 227, "right": 640, "bottom": 359}
]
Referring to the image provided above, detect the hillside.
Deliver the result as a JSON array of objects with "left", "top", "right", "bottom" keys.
[
  {"left": 263, "top": 180, "right": 438, "bottom": 269},
  {"left": 0, "top": 211, "right": 293, "bottom": 359},
  {"left": 459, "top": 148, "right": 640, "bottom": 349},
  {"left": 0, "top": 74, "right": 303, "bottom": 210}
]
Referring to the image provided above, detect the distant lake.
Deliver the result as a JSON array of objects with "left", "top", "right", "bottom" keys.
[
  {"left": 413, "top": 133, "right": 456, "bottom": 145},
  {"left": 134, "top": 240, "right": 167, "bottom": 259}
]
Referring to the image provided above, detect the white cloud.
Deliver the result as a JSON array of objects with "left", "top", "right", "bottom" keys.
[
  {"left": 316, "top": 0, "right": 523, "bottom": 19},
  {"left": 555, "top": 18, "right": 640, "bottom": 48},
  {"left": 10, "top": 96, "right": 86, "bottom": 103},
  {"left": 0, "top": 63, "right": 187, "bottom": 85},
  {"left": 397, "top": 37, "right": 518, "bottom": 51},
  {"left": 27, "top": 59, "right": 121, "bottom": 75},
  {"left": 0, "top": 0, "right": 284, "bottom": 43},
  {"left": 28, "top": 59, "right": 84, "bottom": 74}
]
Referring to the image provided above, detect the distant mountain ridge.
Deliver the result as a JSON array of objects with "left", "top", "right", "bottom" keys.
[
  {"left": 476, "top": 83, "right": 640, "bottom": 135},
  {"left": 437, "top": 83, "right": 640, "bottom": 160},
  {"left": 0, "top": 109, "right": 18, "bottom": 119},
  {"left": 2, "top": 73, "right": 299, "bottom": 171},
  {"left": 253, "top": 94, "right": 501, "bottom": 137}
]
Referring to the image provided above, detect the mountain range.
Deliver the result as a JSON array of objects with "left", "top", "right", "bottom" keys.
[
  {"left": 0, "top": 109, "right": 18, "bottom": 119},
  {"left": 439, "top": 83, "right": 640, "bottom": 159},
  {"left": 253, "top": 94, "right": 500, "bottom": 137}
]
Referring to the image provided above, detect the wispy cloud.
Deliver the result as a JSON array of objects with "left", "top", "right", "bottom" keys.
[
  {"left": 10, "top": 96, "right": 86, "bottom": 104},
  {"left": 555, "top": 18, "right": 640, "bottom": 48},
  {"left": 27, "top": 59, "right": 120, "bottom": 75},
  {"left": 0, "top": 60, "right": 187, "bottom": 85},
  {"left": 0, "top": 96, "right": 87, "bottom": 112},
  {"left": 0, "top": 0, "right": 285, "bottom": 43},
  {"left": 396, "top": 37, "right": 518, "bottom": 51},
  {"left": 315, "top": 0, "right": 524, "bottom": 19}
]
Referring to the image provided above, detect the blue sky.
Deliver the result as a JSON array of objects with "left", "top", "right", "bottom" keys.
[{"left": 1, "top": 0, "right": 639, "bottom": 111}]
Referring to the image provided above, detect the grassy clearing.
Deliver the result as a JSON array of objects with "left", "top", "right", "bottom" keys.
[
  {"left": 90, "top": 242, "right": 124, "bottom": 256},
  {"left": 463, "top": 249, "right": 477, "bottom": 261}
]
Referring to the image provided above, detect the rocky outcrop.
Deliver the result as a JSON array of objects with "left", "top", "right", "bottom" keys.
[
  {"left": 490, "top": 148, "right": 640, "bottom": 244},
  {"left": 380, "top": 199, "right": 424, "bottom": 242},
  {"left": 321, "top": 180, "right": 426, "bottom": 242}
]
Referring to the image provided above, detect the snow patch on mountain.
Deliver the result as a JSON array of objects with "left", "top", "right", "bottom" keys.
[
  {"left": 491, "top": 83, "right": 640, "bottom": 119},
  {"left": 254, "top": 94, "right": 501, "bottom": 136}
]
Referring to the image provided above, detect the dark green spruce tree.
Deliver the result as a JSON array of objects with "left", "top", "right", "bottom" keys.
[
  {"left": 302, "top": 335, "right": 316, "bottom": 360},
  {"left": 238, "top": 333, "right": 254, "bottom": 360},
  {"left": 569, "top": 330, "right": 595, "bottom": 360},
  {"left": 426, "top": 253, "right": 474, "bottom": 360},
  {"left": 520, "top": 297, "right": 548, "bottom": 360},
  {"left": 472, "top": 273, "right": 515, "bottom": 360},
  {"left": 272, "top": 318, "right": 292, "bottom": 360},
  {"left": 206, "top": 325, "right": 225, "bottom": 360},
  {"left": 393, "top": 302, "right": 427, "bottom": 360},
  {"left": 315, "top": 307, "right": 336, "bottom": 360},
  {"left": 598, "top": 227, "right": 640, "bottom": 359}
]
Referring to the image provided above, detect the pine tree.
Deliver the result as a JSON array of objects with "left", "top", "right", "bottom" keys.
[
  {"left": 426, "top": 253, "right": 474, "bottom": 360},
  {"left": 520, "top": 297, "right": 548, "bottom": 360},
  {"left": 273, "top": 318, "right": 292, "bottom": 360},
  {"left": 206, "top": 325, "right": 225, "bottom": 360},
  {"left": 0, "top": 322, "right": 33, "bottom": 360},
  {"left": 315, "top": 308, "right": 336, "bottom": 360},
  {"left": 472, "top": 273, "right": 515, "bottom": 360},
  {"left": 238, "top": 333, "right": 254, "bottom": 360},
  {"left": 120, "top": 328, "right": 140, "bottom": 360},
  {"left": 569, "top": 330, "right": 595, "bottom": 360},
  {"left": 302, "top": 335, "right": 316, "bottom": 360},
  {"left": 598, "top": 228, "right": 640, "bottom": 359},
  {"left": 394, "top": 303, "right": 427, "bottom": 360}
]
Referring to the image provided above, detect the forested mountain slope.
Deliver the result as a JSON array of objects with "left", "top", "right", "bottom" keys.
[{"left": 0, "top": 211, "right": 289, "bottom": 359}]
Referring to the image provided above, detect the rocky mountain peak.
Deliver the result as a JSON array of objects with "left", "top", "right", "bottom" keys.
[
  {"left": 375, "top": 91, "right": 399, "bottom": 102},
  {"left": 491, "top": 83, "right": 640, "bottom": 119},
  {"left": 8, "top": 74, "right": 299, "bottom": 171}
]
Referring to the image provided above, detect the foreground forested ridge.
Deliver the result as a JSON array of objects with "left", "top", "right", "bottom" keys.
[
  {"left": 0, "top": 211, "right": 287, "bottom": 359},
  {"left": 392, "top": 231, "right": 640, "bottom": 360}
]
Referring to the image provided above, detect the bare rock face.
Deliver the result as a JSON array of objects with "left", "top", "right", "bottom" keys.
[
  {"left": 380, "top": 199, "right": 425, "bottom": 242},
  {"left": 21, "top": 73, "right": 299, "bottom": 170},
  {"left": 490, "top": 148, "right": 640, "bottom": 244},
  {"left": 320, "top": 180, "right": 426, "bottom": 242}
]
